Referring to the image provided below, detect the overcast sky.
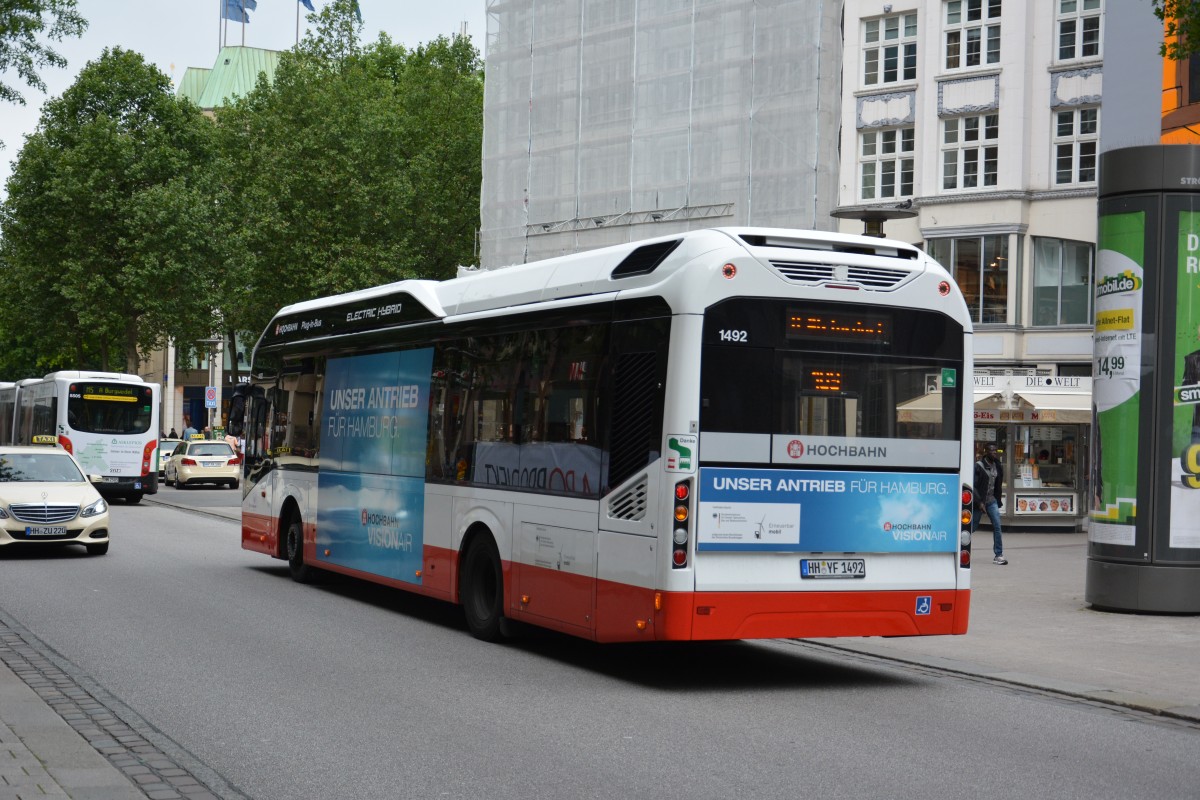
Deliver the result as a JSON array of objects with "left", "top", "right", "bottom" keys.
[{"left": 0, "top": 0, "right": 488, "bottom": 196}]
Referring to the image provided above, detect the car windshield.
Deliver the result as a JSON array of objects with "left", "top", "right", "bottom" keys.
[
  {"left": 190, "top": 443, "right": 233, "bottom": 457},
  {"left": 0, "top": 453, "right": 84, "bottom": 482}
]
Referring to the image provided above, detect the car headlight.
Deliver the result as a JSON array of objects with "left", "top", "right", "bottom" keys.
[{"left": 82, "top": 497, "right": 108, "bottom": 517}]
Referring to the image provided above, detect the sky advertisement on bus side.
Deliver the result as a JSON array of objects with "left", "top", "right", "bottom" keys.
[
  {"left": 317, "top": 349, "right": 433, "bottom": 584},
  {"left": 697, "top": 467, "right": 958, "bottom": 552}
]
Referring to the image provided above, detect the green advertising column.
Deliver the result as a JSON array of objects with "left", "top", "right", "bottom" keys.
[{"left": 1089, "top": 145, "right": 1200, "bottom": 612}]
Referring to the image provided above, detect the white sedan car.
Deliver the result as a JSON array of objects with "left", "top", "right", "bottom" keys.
[
  {"left": 0, "top": 445, "right": 110, "bottom": 556},
  {"left": 164, "top": 440, "right": 241, "bottom": 489}
]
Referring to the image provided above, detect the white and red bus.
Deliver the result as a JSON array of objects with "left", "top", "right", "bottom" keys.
[
  {"left": 13, "top": 371, "right": 160, "bottom": 503},
  {"left": 234, "top": 228, "right": 975, "bottom": 642}
]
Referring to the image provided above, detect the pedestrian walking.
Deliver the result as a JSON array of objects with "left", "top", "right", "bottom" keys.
[
  {"left": 973, "top": 443, "right": 1007, "bottom": 565},
  {"left": 182, "top": 417, "right": 198, "bottom": 440}
]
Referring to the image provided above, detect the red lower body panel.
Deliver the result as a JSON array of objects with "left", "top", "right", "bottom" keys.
[{"left": 656, "top": 589, "right": 971, "bottom": 641}]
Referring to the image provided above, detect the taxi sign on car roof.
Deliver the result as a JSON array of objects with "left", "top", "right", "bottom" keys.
[{"left": 31, "top": 434, "right": 58, "bottom": 445}]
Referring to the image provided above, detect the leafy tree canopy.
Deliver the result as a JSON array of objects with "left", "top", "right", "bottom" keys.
[
  {"left": 211, "top": 0, "right": 483, "bottom": 343},
  {"left": 0, "top": 0, "right": 86, "bottom": 105},
  {"left": 0, "top": 47, "right": 218, "bottom": 373},
  {"left": 1155, "top": 0, "right": 1200, "bottom": 59}
]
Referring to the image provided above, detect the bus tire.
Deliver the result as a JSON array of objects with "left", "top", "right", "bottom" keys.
[
  {"left": 86, "top": 542, "right": 109, "bottom": 556},
  {"left": 126, "top": 493, "right": 142, "bottom": 505},
  {"left": 285, "top": 514, "right": 316, "bottom": 583},
  {"left": 460, "top": 535, "right": 506, "bottom": 642}
]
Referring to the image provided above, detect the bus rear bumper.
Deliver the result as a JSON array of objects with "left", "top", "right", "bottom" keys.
[
  {"left": 96, "top": 475, "right": 157, "bottom": 497},
  {"left": 656, "top": 588, "right": 971, "bottom": 641}
]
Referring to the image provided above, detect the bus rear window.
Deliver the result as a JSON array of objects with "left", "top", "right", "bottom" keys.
[{"left": 66, "top": 383, "right": 154, "bottom": 435}]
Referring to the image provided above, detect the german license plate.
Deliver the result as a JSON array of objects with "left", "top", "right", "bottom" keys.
[
  {"left": 25, "top": 526, "right": 67, "bottom": 537},
  {"left": 202, "top": 461, "right": 222, "bottom": 467},
  {"left": 801, "top": 558, "right": 866, "bottom": 579},
  {"left": 102, "top": 476, "right": 119, "bottom": 483}
]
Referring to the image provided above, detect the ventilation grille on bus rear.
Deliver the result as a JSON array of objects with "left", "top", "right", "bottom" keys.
[
  {"left": 607, "top": 476, "right": 648, "bottom": 521},
  {"left": 769, "top": 260, "right": 912, "bottom": 290},
  {"left": 611, "top": 240, "right": 682, "bottom": 278},
  {"left": 607, "top": 351, "right": 659, "bottom": 488}
]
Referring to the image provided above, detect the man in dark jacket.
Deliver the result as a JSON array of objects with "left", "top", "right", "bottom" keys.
[{"left": 973, "top": 443, "right": 1007, "bottom": 565}]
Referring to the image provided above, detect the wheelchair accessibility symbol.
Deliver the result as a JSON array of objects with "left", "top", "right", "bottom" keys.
[{"left": 915, "top": 596, "right": 932, "bottom": 616}]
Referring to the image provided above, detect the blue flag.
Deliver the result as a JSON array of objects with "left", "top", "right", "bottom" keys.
[
  {"left": 299, "top": 0, "right": 315, "bottom": 10},
  {"left": 351, "top": 0, "right": 361, "bottom": 23},
  {"left": 222, "top": 0, "right": 248, "bottom": 22}
]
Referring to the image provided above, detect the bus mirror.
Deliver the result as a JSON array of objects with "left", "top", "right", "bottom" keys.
[{"left": 227, "top": 394, "right": 246, "bottom": 437}]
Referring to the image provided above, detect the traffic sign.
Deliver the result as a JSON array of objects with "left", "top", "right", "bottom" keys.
[{"left": 204, "top": 386, "right": 218, "bottom": 408}]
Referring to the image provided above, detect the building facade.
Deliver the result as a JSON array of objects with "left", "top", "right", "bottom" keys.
[
  {"left": 836, "top": 0, "right": 1104, "bottom": 528},
  {"left": 479, "top": 0, "right": 843, "bottom": 267}
]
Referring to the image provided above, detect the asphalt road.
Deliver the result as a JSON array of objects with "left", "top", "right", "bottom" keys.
[{"left": 0, "top": 497, "right": 1196, "bottom": 800}]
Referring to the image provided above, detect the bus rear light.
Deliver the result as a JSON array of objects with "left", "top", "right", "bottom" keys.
[
  {"left": 141, "top": 440, "right": 156, "bottom": 474},
  {"left": 722, "top": 263, "right": 737, "bottom": 279},
  {"left": 672, "top": 478, "right": 692, "bottom": 569},
  {"left": 654, "top": 592, "right": 663, "bottom": 611},
  {"left": 938, "top": 280, "right": 952, "bottom": 296},
  {"left": 961, "top": 488, "right": 973, "bottom": 505},
  {"left": 58, "top": 435, "right": 73, "bottom": 454},
  {"left": 961, "top": 510, "right": 972, "bottom": 526},
  {"left": 960, "top": 482, "right": 973, "bottom": 570},
  {"left": 960, "top": 549, "right": 971, "bottom": 567},
  {"left": 959, "top": 530, "right": 972, "bottom": 547}
]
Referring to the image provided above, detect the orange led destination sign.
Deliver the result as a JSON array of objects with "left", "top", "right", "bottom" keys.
[{"left": 786, "top": 311, "right": 891, "bottom": 344}]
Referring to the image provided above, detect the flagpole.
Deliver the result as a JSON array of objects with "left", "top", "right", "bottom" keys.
[
  {"left": 241, "top": 6, "right": 246, "bottom": 46},
  {"left": 217, "top": 0, "right": 221, "bottom": 52},
  {"left": 296, "top": 1, "right": 300, "bottom": 46}
]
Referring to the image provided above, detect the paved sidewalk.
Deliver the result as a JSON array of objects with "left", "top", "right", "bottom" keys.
[
  {"left": 816, "top": 531, "right": 1200, "bottom": 721},
  {"left": 0, "top": 659, "right": 143, "bottom": 800}
]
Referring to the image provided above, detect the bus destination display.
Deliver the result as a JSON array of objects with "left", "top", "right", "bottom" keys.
[{"left": 786, "top": 311, "right": 891, "bottom": 344}]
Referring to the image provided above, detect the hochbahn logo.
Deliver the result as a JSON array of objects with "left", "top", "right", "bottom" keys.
[{"left": 787, "top": 440, "right": 804, "bottom": 458}]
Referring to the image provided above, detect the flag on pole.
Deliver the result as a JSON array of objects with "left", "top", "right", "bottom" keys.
[
  {"left": 351, "top": 0, "right": 362, "bottom": 23},
  {"left": 299, "top": 0, "right": 315, "bottom": 10},
  {"left": 221, "top": 0, "right": 258, "bottom": 23},
  {"left": 221, "top": 0, "right": 248, "bottom": 23}
]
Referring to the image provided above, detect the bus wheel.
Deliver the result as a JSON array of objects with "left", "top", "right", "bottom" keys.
[
  {"left": 86, "top": 542, "right": 109, "bottom": 556},
  {"left": 461, "top": 535, "right": 506, "bottom": 642},
  {"left": 126, "top": 493, "right": 142, "bottom": 505},
  {"left": 285, "top": 515, "right": 316, "bottom": 583}
]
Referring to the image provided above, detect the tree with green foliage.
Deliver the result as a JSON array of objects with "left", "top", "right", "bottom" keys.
[
  {"left": 0, "top": 0, "right": 86, "bottom": 106},
  {"left": 210, "top": 0, "right": 483, "bottom": 345},
  {"left": 0, "top": 47, "right": 219, "bottom": 374},
  {"left": 1154, "top": 0, "right": 1200, "bottom": 59}
]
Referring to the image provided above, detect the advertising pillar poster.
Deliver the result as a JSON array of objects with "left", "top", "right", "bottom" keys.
[
  {"left": 317, "top": 349, "right": 434, "bottom": 583},
  {"left": 1171, "top": 210, "right": 1200, "bottom": 549},
  {"left": 1090, "top": 211, "right": 1145, "bottom": 546}
]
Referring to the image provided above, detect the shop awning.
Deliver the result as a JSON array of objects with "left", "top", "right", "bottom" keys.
[{"left": 898, "top": 390, "right": 1092, "bottom": 424}]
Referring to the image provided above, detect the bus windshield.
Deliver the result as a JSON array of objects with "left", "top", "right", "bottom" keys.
[{"left": 67, "top": 382, "right": 155, "bottom": 435}]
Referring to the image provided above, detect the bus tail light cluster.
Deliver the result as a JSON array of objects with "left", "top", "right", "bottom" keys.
[
  {"left": 141, "top": 440, "right": 156, "bottom": 476},
  {"left": 960, "top": 484, "right": 973, "bottom": 569},
  {"left": 672, "top": 479, "right": 692, "bottom": 569},
  {"left": 58, "top": 435, "right": 73, "bottom": 454}
]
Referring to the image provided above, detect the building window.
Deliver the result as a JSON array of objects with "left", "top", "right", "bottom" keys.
[
  {"left": 1053, "top": 107, "right": 1098, "bottom": 185},
  {"left": 1033, "top": 238, "right": 1093, "bottom": 326},
  {"left": 860, "top": 127, "right": 915, "bottom": 201},
  {"left": 944, "top": 0, "right": 1001, "bottom": 70},
  {"left": 941, "top": 114, "right": 999, "bottom": 190},
  {"left": 864, "top": 13, "right": 918, "bottom": 86},
  {"left": 1056, "top": 0, "right": 1101, "bottom": 62},
  {"left": 927, "top": 234, "right": 1010, "bottom": 324}
]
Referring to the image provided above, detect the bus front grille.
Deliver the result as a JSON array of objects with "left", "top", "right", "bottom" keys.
[{"left": 10, "top": 504, "right": 80, "bottom": 524}]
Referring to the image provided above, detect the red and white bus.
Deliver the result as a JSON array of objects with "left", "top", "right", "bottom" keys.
[
  {"left": 234, "top": 228, "right": 975, "bottom": 642},
  {"left": 12, "top": 371, "right": 160, "bottom": 503}
]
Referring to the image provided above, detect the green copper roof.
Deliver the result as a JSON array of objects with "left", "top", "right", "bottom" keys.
[
  {"left": 180, "top": 46, "right": 282, "bottom": 110},
  {"left": 175, "top": 67, "right": 211, "bottom": 106}
]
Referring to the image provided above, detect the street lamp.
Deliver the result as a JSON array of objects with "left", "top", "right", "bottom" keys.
[{"left": 197, "top": 336, "right": 223, "bottom": 434}]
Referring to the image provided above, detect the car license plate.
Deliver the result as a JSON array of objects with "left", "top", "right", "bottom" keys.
[
  {"left": 102, "top": 476, "right": 119, "bottom": 483},
  {"left": 202, "top": 461, "right": 222, "bottom": 467},
  {"left": 800, "top": 558, "right": 866, "bottom": 579},
  {"left": 25, "top": 526, "right": 67, "bottom": 537}
]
